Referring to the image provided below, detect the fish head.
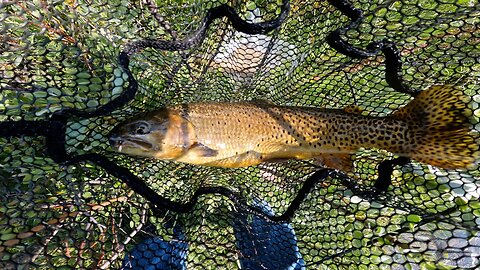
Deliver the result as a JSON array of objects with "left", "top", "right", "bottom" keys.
[{"left": 109, "top": 109, "right": 195, "bottom": 159}]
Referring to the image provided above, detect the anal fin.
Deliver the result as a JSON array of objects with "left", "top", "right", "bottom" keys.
[{"left": 314, "top": 153, "right": 355, "bottom": 172}]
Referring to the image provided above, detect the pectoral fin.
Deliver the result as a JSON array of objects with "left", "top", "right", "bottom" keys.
[
  {"left": 188, "top": 143, "right": 218, "bottom": 157},
  {"left": 314, "top": 153, "right": 354, "bottom": 172}
]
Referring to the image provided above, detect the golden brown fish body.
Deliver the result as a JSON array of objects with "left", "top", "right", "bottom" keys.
[
  {"left": 109, "top": 85, "right": 479, "bottom": 170},
  {"left": 163, "top": 103, "right": 407, "bottom": 168}
]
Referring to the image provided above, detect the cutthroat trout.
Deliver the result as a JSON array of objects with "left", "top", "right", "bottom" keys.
[{"left": 109, "top": 85, "right": 479, "bottom": 171}]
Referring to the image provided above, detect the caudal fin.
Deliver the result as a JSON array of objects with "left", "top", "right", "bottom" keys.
[{"left": 393, "top": 85, "right": 479, "bottom": 169}]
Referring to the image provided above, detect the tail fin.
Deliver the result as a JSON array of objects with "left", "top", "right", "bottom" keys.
[{"left": 393, "top": 85, "right": 479, "bottom": 169}]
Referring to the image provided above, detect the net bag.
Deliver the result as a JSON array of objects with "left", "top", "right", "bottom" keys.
[{"left": 1, "top": 0, "right": 480, "bottom": 269}]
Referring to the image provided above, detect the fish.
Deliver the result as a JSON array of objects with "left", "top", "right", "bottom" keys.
[{"left": 109, "top": 85, "right": 479, "bottom": 171}]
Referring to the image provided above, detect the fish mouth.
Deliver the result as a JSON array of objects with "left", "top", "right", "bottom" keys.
[{"left": 109, "top": 135, "right": 155, "bottom": 152}]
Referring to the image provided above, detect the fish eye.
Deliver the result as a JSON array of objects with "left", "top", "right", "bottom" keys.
[{"left": 133, "top": 122, "right": 150, "bottom": 135}]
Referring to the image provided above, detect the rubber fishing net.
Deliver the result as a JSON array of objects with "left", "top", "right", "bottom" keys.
[{"left": 1, "top": 0, "right": 480, "bottom": 269}]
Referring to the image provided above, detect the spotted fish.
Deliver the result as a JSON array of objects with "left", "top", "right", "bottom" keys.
[{"left": 109, "top": 85, "right": 479, "bottom": 171}]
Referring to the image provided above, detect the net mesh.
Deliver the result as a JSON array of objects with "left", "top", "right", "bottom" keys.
[{"left": 1, "top": 0, "right": 480, "bottom": 269}]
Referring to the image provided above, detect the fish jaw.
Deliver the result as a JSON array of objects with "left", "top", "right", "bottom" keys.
[{"left": 109, "top": 134, "right": 159, "bottom": 157}]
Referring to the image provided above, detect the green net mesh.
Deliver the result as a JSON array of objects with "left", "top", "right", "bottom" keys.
[{"left": 1, "top": 0, "right": 480, "bottom": 269}]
